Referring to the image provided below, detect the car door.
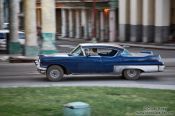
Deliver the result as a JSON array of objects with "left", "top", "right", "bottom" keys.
[
  {"left": 76, "top": 47, "right": 103, "bottom": 73},
  {"left": 77, "top": 55, "right": 103, "bottom": 73},
  {"left": 68, "top": 46, "right": 103, "bottom": 73},
  {"left": 99, "top": 48, "right": 121, "bottom": 73}
]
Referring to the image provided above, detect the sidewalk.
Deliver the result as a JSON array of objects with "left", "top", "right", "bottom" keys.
[
  {"left": 58, "top": 37, "right": 175, "bottom": 50},
  {"left": 0, "top": 38, "right": 175, "bottom": 63}
]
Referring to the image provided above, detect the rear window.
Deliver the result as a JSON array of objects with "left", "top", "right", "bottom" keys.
[
  {"left": 120, "top": 49, "right": 131, "bottom": 56},
  {"left": 98, "top": 48, "right": 118, "bottom": 57}
]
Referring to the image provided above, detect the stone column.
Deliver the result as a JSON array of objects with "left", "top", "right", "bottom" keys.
[
  {"left": 61, "top": 8, "right": 67, "bottom": 38},
  {"left": 24, "top": 0, "right": 38, "bottom": 56},
  {"left": 100, "top": 10, "right": 105, "bottom": 41},
  {"left": 109, "top": 0, "right": 117, "bottom": 42},
  {"left": 88, "top": 10, "right": 92, "bottom": 38},
  {"left": 171, "top": 0, "right": 175, "bottom": 40},
  {"left": 75, "top": 9, "right": 81, "bottom": 38},
  {"left": 104, "top": 10, "right": 109, "bottom": 41},
  {"left": 36, "top": 8, "right": 41, "bottom": 27},
  {"left": 155, "top": 0, "right": 170, "bottom": 43},
  {"left": 0, "top": 0, "right": 4, "bottom": 29},
  {"left": 130, "top": 0, "right": 143, "bottom": 42},
  {"left": 41, "top": 0, "right": 57, "bottom": 54},
  {"left": 96, "top": 10, "right": 100, "bottom": 40},
  {"left": 81, "top": 9, "right": 88, "bottom": 39},
  {"left": 4, "top": 0, "right": 8, "bottom": 23},
  {"left": 91, "top": 1, "right": 97, "bottom": 41},
  {"left": 119, "top": 0, "right": 130, "bottom": 42},
  {"left": 68, "top": 9, "right": 74, "bottom": 38},
  {"left": 9, "top": 0, "right": 22, "bottom": 54},
  {"left": 142, "top": 0, "right": 154, "bottom": 43}
]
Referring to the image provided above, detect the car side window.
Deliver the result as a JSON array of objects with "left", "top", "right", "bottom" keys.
[
  {"left": 98, "top": 48, "right": 118, "bottom": 57},
  {"left": 84, "top": 47, "right": 118, "bottom": 57},
  {"left": 84, "top": 48, "right": 99, "bottom": 56}
]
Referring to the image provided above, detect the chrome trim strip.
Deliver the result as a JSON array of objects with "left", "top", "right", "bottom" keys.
[{"left": 114, "top": 65, "right": 165, "bottom": 73}]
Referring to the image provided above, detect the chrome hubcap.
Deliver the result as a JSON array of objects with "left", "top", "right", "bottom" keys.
[
  {"left": 127, "top": 69, "right": 137, "bottom": 78},
  {"left": 50, "top": 69, "right": 60, "bottom": 78}
]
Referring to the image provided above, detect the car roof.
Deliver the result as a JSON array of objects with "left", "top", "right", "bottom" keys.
[
  {"left": 0, "top": 30, "right": 24, "bottom": 33},
  {"left": 80, "top": 43, "right": 124, "bottom": 49},
  {"left": 0, "top": 30, "right": 9, "bottom": 33}
]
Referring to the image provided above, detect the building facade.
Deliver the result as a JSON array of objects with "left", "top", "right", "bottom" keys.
[
  {"left": 36, "top": 0, "right": 175, "bottom": 43},
  {"left": 119, "top": 0, "right": 175, "bottom": 43},
  {"left": 1, "top": 0, "right": 175, "bottom": 44},
  {"left": 36, "top": 0, "right": 117, "bottom": 42}
]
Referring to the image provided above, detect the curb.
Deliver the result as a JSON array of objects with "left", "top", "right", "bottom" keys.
[
  {"left": 9, "top": 56, "right": 37, "bottom": 63},
  {"left": 0, "top": 83, "right": 175, "bottom": 90},
  {"left": 0, "top": 55, "right": 37, "bottom": 63}
]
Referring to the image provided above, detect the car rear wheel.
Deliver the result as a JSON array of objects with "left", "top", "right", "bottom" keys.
[
  {"left": 123, "top": 69, "right": 140, "bottom": 80},
  {"left": 46, "top": 65, "right": 64, "bottom": 81}
]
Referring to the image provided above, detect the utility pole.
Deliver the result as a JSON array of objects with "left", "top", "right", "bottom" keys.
[
  {"left": 0, "top": 0, "right": 4, "bottom": 29},
  {"left": 9, "top": 0, "right": 21, "bottom": 54},
  {"left": 40, "top": 0, "right": 57, "bottom": 54},
  {"left": 24, "top": 0, "right": 39, "bottom": 56}
]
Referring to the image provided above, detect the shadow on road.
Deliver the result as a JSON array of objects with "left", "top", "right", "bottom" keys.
[
  {"left": 60, "top": 75, "right": 159, "bottom": 82},
  {"left": 0, "top": 74, "right": 159, "bottom": 83}
]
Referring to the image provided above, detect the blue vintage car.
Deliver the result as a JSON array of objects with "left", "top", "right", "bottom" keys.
[{"left": 35, "top": 43, "right": 165, "bottom": 81}]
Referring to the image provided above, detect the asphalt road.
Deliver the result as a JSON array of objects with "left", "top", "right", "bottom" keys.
[
  {"left": 0, "top": 39, "right": 175, "bottom": 89},
  {"left": 0, "top": 62, "right": 175, "bottom": 90}
]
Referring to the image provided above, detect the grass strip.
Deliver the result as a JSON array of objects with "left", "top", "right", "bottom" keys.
[{"left": 0, "top": 87, "right": 174, "bottom": 116}]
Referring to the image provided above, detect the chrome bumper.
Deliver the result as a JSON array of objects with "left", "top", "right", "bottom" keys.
[
  {"left": 35, "top": 60, "right": 46, "bottom": 74},
  {"left": 158, "top": 65, "right": 165, "bottom": 72}
]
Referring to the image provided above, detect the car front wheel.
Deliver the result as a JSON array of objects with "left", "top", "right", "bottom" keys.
[
  {"left": 123, "top": 69, "right": 140, "bottom": 80},
  {"left": 46, "top": 65, "right": 64, "bottom": 81}
]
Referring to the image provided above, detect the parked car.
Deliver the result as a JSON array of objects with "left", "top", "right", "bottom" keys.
[
  {"left": 35, "top": 43, "right": 165, "bottom": 81},
  {"left": 0, "top": 30, "right": 25, "bottom": 49},
  {"left": 3, "top": 23, "right": 9, "bottom": 29}
]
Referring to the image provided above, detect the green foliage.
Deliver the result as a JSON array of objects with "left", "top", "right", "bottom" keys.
[{"left": 0, "top": 87, "right": 174, "bottom": 116}]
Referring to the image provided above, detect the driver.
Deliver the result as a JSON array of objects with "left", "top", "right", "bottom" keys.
[{"left": 91, "top": 48, "right": 98, "bottom": 56}]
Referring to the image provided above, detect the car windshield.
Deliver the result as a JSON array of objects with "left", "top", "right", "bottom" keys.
[{"left": 70, "top": 45, "right": 83, "bottom": 56}]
